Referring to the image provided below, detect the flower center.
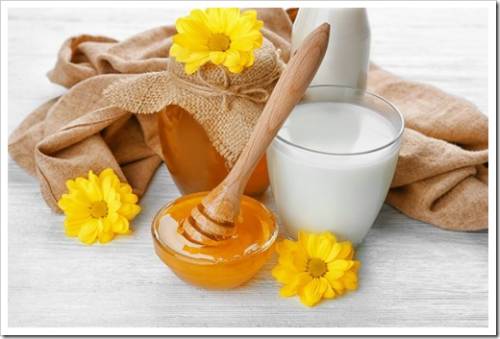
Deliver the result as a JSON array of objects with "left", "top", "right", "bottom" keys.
[
  {"left": 90, "top": 201, "right": 108, "bottom": 219},
  {"left": 207, "top": 33, "right": 231, "bottom": 51},
  {"left": 307, "top": 258, "right": 327, "bottom": 278}
]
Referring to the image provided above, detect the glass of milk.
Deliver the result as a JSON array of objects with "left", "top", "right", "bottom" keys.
[{"left": 267, "top": 85, "right": 404, "bottom": 245}]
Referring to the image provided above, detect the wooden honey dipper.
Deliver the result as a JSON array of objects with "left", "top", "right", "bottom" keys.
[{"left": 180, "top": 23, "right": 330, "bottom": 246}]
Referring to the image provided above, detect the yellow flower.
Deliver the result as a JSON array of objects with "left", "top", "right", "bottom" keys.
[
  {"left": 272, "top": 231, "right": 360, "bottom": 307},
  {"left": 170, "top": 8, "right": 263, "bottom": 74},
  {"left": 57, "top": 168, "right": 141, "bottom": 245}
]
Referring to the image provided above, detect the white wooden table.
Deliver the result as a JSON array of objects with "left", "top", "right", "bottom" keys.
[{"left": 7, "top": 7, "right": 489, "bottom": 328}]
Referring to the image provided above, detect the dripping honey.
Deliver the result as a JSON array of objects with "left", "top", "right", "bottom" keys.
[
  {"left": 152, "top": 192, "right": 278, "bottom": 289},
  {"left": 158, "top": 105, "right": 269, "bottom": 196}
]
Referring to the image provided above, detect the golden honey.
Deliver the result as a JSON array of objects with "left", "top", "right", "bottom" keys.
[
  {"left": 158, "top": 105, "right": 269, "bottom": 196},
  {"left": 152, "top": 192, "right": 278, "bottom": 289}
]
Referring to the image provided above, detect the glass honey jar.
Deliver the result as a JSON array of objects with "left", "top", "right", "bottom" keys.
[{"left": 158, "top": 104, "right": 270, "bottom": 196}]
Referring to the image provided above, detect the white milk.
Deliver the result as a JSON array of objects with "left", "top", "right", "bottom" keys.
[{"left": 267, "top": 101, "right": 401, "bottom": 244}]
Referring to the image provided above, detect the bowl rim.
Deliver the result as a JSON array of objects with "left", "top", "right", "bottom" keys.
[{"left": 151, "top": 192, "right": 279, "bottom": 265}]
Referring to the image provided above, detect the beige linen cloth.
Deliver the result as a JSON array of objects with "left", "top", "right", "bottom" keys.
[{"left": 8, "top": 8, "right": 488, "bottom": 231}]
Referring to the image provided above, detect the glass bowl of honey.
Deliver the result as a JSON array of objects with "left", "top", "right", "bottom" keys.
[{"left": 152, "top": 192, "right": 278, "bottom": 289}]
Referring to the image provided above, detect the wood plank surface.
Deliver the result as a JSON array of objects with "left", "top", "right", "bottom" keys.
[{"left": 7, "top": 7, "right": 489, "bottom": 328}]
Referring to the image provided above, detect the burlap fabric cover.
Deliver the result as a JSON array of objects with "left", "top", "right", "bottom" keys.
[
  {"left": 104, "top": 39, "right": 283, "bottom": 166},
  {"left": 8, "top": 8, "right": 488, "bottom": 231}
]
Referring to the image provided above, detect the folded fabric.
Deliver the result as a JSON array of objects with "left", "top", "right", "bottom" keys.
[
  {"left": 368, "top": 65, "right": 488, "bottom": 231},
  {"left": 8, "top": 8, "right": 487, "bottom": 231}
]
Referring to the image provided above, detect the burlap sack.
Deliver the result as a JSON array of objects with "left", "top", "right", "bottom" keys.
[{"left": 8, "top": 8, "right": 488, "bottom": 231}]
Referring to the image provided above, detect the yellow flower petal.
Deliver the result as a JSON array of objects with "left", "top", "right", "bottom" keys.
[
  {"left": 241, "top": 9, "right": 258, "bottom": 22},
  {"left": 325, "top": 269, "right": 345, "bottom": 283},
  {"left": 64, "top": 217, "right": 88, "bottom": 237},
  {"left": 222, "top": 49, "right": 242, "bottom": 67},
  {"left": 205, "top": 8, "right": 228, "bottom": 33},
  {"left": 323, "top": 282, "right": 336, "bottom": 299},
  {"left": 312, "top": 237, "right": 335, "bottom": 261},
  {"left": 58, "top": 195, "right": 87, "bottom": 212},
  {"left": 173, "top": 33, "right": 208, "bottom": 51},
  {"left": 87, "top": 172, "right": 103, "bottom": 202},
  {"left": 98, "top": 219, "right": 114, "bottom": 243},
  {"left": 324, "top": 242, "right": 342, "bottom": 263},
  {"left": 331, "top": 280, "right": 345, "bottom": 294},
  {"left": 78, "top": 220, "right": 99, "bottom": 245},
  {"left": 272, "top": 265, "right": 296, "bottom": 284},
  {"left": 119, "top": 184, "right": 138, "bottom": 204},
  {"left": 305, "top": 233, "right": 321, "bottom": 258},
  {"left": 245, "top": 51, "right": 255, "bottom": 67},
  {"left": 222, "top": 8, "right": 241, "bottom": 35},
  {"left": 337, "top": 241, "right": 354, "bottom": 259},
  {"left": 275, "top": 239, "right": 297, "bottom": 255},
  {"left": 98, "top": 230, "right": 114, "bottom": 244},
  {"left": 292, "top": 251, "right": 308, "bottom": 272},
  {"left": 209, "top": 51, "right": 226, "bottom": 65},
  {"left": 176, "top": 17, "right": 210, "bottom": 40},
  {"left": 65, "top": 181, "right": 92, "bottom": 204},
  {"left": 328, "top": 259, "right": 354, "bottom": 272},
  {"left": 99, "top": 169, "right": 119, "bottom": 200},
  {"left": 280, "top": 272, "right": 312, "bottom": 297},
  {"left": 169, "top": 44, "right": 193, "bottom": 61},
  {"left": 342, "top": 271, "right": 358, "bottom": 291},
  {"left": 352, "top": 260, "right": 361, "bottom": 272},
  {"left": 226, "top": 64, "right": 244, "bottom": 74},
  {"left": 230, "top": 38, "right": 256, "bottom": 52},
  {"left": 111, "top": 215, "right": 130, "bottom": 234},
  {"left": 119, "top": 203, "right": 141, "bottom": 221},
  {"left": 184, "top": 56, "right": 211, "bottom": 74},
  {"left": 298, "top": 230, "right": 309, "bottom": 249},
  {"left": 107, "top": 197, "right": 121, "bottom": 215},
  {"left": 299, "top": 277, "right": 328, "bottom": 307}
]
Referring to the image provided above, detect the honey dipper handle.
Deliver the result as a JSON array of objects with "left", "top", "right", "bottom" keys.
[
  {"left": 201, "top": 23, "right": 330, "bottom": 223},
  {"left": 231, "top": 23, "right": 330, "bottom": 193}
]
